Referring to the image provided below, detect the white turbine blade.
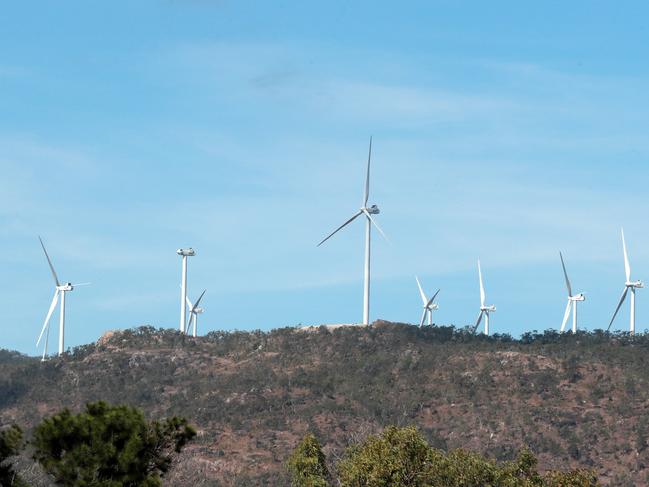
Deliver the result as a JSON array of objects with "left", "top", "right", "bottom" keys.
[
  {"left": 37, "top": 290, "right": 59, "bottom": 346},
  {"left": 363, "top": 136, "right": 372, "bottom": 206},
  {"left": 427, "top": 289, "right": 441, "bottom": 308},
  {"left": 560, "top": 301, "right": 572, "bottom": 332},
  {"left": 362, "top": 209, "right": 390, "bottom": 243},
  {"left": 419, "top": 308, "right": 428, "bottom": 327},
  {"left": 415, "top": 276, "right": 428, "bottom": 305},
  {"left": 42, "top": 323, "right": 50, "bottom": 361},
  {"left": 622, "top": 228, "right": 631, "bottom": 282},
  {"left": 39, "top": 236, "right": 60, "bottom": 287},
  {"left": 608, "top": 287, "right": 629, "bottom": 331},
  {"left": 71, "top": 282, "right": 91, "bottom": 287},
  {"left": 559, "top": 252, "right": 573, "bottom": 297},
  {"left": 478, "top": 260, "right": 485, "bottom": 307},
  {"left": 473, "top": 311, "right": 484, "bottom": 333},
  {"left": 317, "top": 210, "right": 363, "bottom": 247},
  {"left": 186, "top": 296, "right": 193, "bottom": 308}
]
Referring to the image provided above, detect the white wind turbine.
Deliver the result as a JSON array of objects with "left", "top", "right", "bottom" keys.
[
  {"left": 559, "top": 252, "right": 585, "bottom": 333},
  {"left": 317, "top": 137, "right": 388, "bottom": 326},
  {"left": 609, "top": 228, "right": 643, "bottom": 334},
  {"left": 36, "top": 237, "right": 90, "bottom": 360},
  {"left": 415, "top": 276, "right": 440, "bottom": 327},
  {"left": 177, "top": 248, "right": 196, "bottom": 334},
  {"left": 186, "top": 289, "right": 206, "bottom": 338},
  {"left": 473, "top": 260, "right": 495, "bottom": 335}
]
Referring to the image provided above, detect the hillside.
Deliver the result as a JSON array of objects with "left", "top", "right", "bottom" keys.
[{"left": 1, "top": 322, "right": 648, "bottom": 486}]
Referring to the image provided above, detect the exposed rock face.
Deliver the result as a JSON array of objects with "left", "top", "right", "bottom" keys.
[{"left": 1, "top": 323, "right": 647, "bottom": 485}]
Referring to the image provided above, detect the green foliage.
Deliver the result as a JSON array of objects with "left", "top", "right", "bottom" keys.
[
  {"left": 286, "top": 433, "right": 329, "bottom": 487},
  {"left": 295, "top": 426, "right": 600, "bottom": 487},
  {"left": 0, "top": 424, "right": 27, "bottom": 486},
  {"left": 338, "top": 426, "right": 433, "bottom": 486},
  {"left": 32, "top": 401, "right": 196, "bottom": 487}
]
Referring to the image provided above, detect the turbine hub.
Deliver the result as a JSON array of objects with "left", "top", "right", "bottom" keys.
[
  {"left": 57, "top": 283, "right": 73, "bottom": 291},
  {"left": 363, "top": 204, "right": 380, "bottom": 214}
]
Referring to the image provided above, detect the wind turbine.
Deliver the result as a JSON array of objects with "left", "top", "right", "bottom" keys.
[
  {"left": 186, "top": 289, "right": 206, "bottom": 338},
  {"left": 559, "top": 252, "right": 585, "bottom": 333},
  {"left": 317, "top": 137, "right": 388, "bottom": 326},
  {"left": 415, "top": 276, "right": 440, "bottom": 327},
  {"left": 36, "top": 237, "right": 89, "bottom": 360},
  {"left": 177, "top": 248, "right": 196, "bottom": 334},
  {"left": 473, "top": 260, "right": 495, "bottom": 335},
  {"left": 609, "top": 228, "right": 643, "bottom": 334}
]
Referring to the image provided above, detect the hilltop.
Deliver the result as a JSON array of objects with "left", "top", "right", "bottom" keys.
[{"left": 1, "top": 322, "right": 648, "bottom": 486}]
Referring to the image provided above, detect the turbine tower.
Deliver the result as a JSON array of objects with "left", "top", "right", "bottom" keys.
[
  {"left": 317, "top": 137, "right": 388, "bottom": 325},
  {"left": 177, "top": 247, "right": 196, "bottom": 334},
  {"left": 609, "top": 228, "right": 643, "bottom": 334},
  {"left": 36, "top": 237, "right": 89, "bottom": 359},
  {"left": 415, "top": 276, "right": 440, "bottom": 327},
  {"left": 473, "top": 260, "right": 495, "bottom": 335},
  {"left": 559, "top": 252, "right": 585, "bottom": 333},
  {"left": 186, "top": 289, "right": 206, "bottom": 338}
]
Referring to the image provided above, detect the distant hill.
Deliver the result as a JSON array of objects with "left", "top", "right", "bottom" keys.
[{"left": 1, "top": 322, "right": 648, "bottom": 486}]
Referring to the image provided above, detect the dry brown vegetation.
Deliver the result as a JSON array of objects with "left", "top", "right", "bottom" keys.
[{"left": 1, "top": 321, "right": 648, "bottom": 485}]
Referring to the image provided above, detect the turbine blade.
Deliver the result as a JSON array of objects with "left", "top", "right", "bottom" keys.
[
  {"left": 187, "top": 312, "right": 194, "bottom": 332},
  {"left": 415, "top": 276, "right": 428, "bottom": 305},
  {"left": 427, "top": 289, "right": 441, "bottom": 308},
  {"left": 559, "top": 252, "right": 573, "bottom": 297},
  {"left": 317, "top": 211, "right": 363, "bottom": 247},
  {"left": 193, "top": 289, "right": 207, "bottom": 309},
  {"left": 362, "top": 209, "right": 389, "bottom": 243},
  {"left": 419, "top": 308, "right": 427, "bottom": 327},
  {"left": 363, "top": 136, "right": 372, "bottom": 206},
  {"left": 478, "top": 260, "right": 485, "bottom": 307},
  {"left": 186, "top": 296, "right": 193, "bottom": 308},
  {"left": 622, "top": 228, "right": 631, "bottom": 282},
  {"left": 473, "top": 311, "right": 484, "bottom": 333},
  {"left": 560, "top": 300, "right": 572, "bottom": 332},
  {"left": 608, "top": 287, "right": 629, "bottom": 331},
  {"left": 71, "top": 282, "right": 91, "bottom": 287},
  {"left": 39, "top": 237, "right": 60, "bottom": 287},
  {"left": 37, "top": 290, "right": 59, "bottom": 346}
]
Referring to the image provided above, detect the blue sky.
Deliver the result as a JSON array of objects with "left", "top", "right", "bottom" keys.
[{"left": 2, "top": 1, "right": 649, "bottom": 354}]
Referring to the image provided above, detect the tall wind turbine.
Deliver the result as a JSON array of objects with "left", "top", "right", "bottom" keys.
[
  {"left": 559, "top": 252, "right": 585, "bottom": 333},
  {"left": 36, "top": 237, "right": 89, "bottom": 359},
  {"left": 186, "top": 289, "right": 206, "bottom": 338},
  {"left": 177, "top": 248, "right": 196, "bottom": 334},
  {"left": 415, "top": 276, "right": 440, "bottom": 327},
  {"left": 609, "top": 228, "right": 643, "bottom": 334},
  {"left": 473, "top": 260, "right": 496, "bottom": 335},
  {"left": 317, "top": 137, "right": 388, "bottom": 326}
]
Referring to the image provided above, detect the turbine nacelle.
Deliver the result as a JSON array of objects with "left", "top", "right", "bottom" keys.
[
  {"left": 569, "top": 293, "right": 585, "bottom": 302},
  {"left": 362, "top": 204, "right": 380, "bottom": 215},
  {"left": 56, "top": 283, "right": 74, "bottom": 292},
  {"left": 480, "top": 305, "right": 496, "bottom": 312},
  {"left": 626, "top": 280, "right": 643, "bottom": 289},
  {"left": 425, "top": 303, "right": 439, "bottom": 311},
  {"left": 177, "top": 248, "right": 196, "bottom": 257}
]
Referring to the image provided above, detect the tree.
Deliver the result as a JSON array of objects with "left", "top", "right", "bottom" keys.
[
  {"left": 286, "top": 433, "right": 329, "bottom": 487},
  {"left": 0, "top": 424, "right": 27, "bottom": 486},
  {"left": 337, "top": 426, "right": 434, "bottom": 486},
  {"left": 32, "top": 401, "right": 196, "bottom": 487},
  {"left": 291, "top": 427, "right": 600, "bottom": 487}
]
